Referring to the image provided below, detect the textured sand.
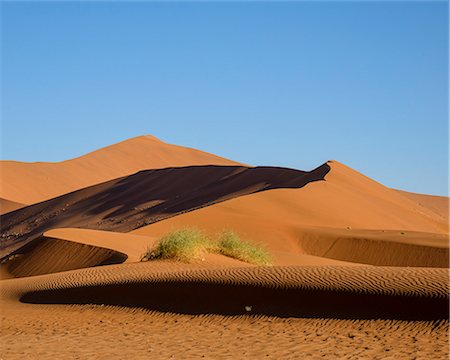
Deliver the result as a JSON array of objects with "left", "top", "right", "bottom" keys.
[
  {"left": 1, "top": 135, "right": 449, "bottom": 359},
  {"left": 1, "top": 262, "right": 448, "bottom": 359},
  {"left": 0, "top": 135, "right": 240, "bottom": 205}
]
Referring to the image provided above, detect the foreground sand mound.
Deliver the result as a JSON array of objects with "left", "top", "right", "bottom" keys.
[
  {"left": 0, "top": 164, "right": 330, "bottom": 259},
  {"left": 0, "top": 135, "right": 241, "bottom": 205},
  {"left": 2, "top": 262, "right": 447, "bottom": 320}
]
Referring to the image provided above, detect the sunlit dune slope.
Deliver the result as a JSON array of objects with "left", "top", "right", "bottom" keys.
[
  {"left": 132, "top": 161, "right": 449, "bottom": 267},
  {"left": 0, "top": 164, "right": 330, "bottom": 259},
  {"left": 0, "top": 135, "right": 240, "bottom": 205}
]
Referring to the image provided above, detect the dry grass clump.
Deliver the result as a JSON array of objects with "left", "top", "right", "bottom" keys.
[
  {"left": 141, "top": 228, "right": 271, "bottom": 266},
  {"left": 217, "top": 230, "right": 272, "bottom": 266},
  {"left": 141, "top": 228, "right": 212, "bottom": 262}
]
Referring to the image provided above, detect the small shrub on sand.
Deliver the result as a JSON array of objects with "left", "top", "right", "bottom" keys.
[
  {"left": 141, "top": 228, "right": 272, "bottom": 266},
  {"left": 141, "top": 228, "right": 212, "bottom": 263},
  {"left": 217, "top": 230, "right": 272, "bottom": 266}
]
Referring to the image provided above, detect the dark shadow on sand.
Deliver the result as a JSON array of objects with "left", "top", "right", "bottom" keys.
[{"left": 21, "top": 279, "right": 448, "bottom": 321}]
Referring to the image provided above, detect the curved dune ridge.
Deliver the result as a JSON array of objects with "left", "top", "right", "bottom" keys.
[
  {"left": 297, "top": 228, "right": 448, "bottom": 267},
  {"left": 0, "top": 228, "right": 158, "bottom": 279},
  {"left": 1, "top": 262, "right": 447, "bottom": 320},
  {"left": 0, "top": 164, "right": 330, "bottom": 259},
  {"left": 0, "top": 135, "right": 241, "bottom": 205}
]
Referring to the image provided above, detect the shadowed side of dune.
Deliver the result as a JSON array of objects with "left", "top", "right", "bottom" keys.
[
  {"left": 0, "top": 164, "right": 330, "bottom": 259},
  {"left": 21, "top": 278, "right": 448, "bottom": 320},
  {"left": 1, "top": 237, "right": 127, "bottom": 278}
]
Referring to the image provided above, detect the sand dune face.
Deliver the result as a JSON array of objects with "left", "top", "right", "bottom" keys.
[
  {"left": 0, "top": 164, "right": 330, "bottom": 259},
  {"left": 0, "top": 228, "right": 159, "bottom": 279},
  {"left": 3, "top": 262, "right": 448, "bottom": 320},
  {"left": 0, "top": 198, "right": 24, "bottom": 215},
  {"left": 131, "top": 161, "right": 448, "bottom": 267},
  {"left": 0, "top": 135, "right": 240, "bottom": 205}
]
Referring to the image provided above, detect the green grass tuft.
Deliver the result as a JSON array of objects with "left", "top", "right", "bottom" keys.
[{"left": 217, "top": 230, "right": 272, "bottom": 266}]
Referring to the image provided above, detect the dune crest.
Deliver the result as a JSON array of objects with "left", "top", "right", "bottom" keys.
[{"left": 0, "top": 135, "right": 241, "bottom": 205}]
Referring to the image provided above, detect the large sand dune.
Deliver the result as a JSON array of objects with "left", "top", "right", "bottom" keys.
[
  {"left": 0, "top": 135, "right": 240, "bottom": 205},
  {"left": 131, "top": 161, "right": 448, "bottom": 267},
  {"left": 0, "top": 164, "right": 330, "bottom": 259},
  {"left": 1, "top": 135, "right": 449, "bottom": 359}
]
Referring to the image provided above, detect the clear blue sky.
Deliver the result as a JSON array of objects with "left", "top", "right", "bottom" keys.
[{"left": 1, "top": 1, "right": 448, "bottom": 195}]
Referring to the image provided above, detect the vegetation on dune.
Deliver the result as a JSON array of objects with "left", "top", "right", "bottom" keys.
[
  {"left": 217, "top": 230, "right": 272, "bottom": 266},
  {"left": 141, "top": 228, "right": 271, "bottom": 266},
  {"left": 141, "top": 228, "right": 212, "bottom": 263}
]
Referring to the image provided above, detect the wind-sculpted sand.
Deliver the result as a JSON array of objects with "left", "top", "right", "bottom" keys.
[
  {"left": 0, "top": 163, "right": 330, "bottom": 259},
  {"left": 1, "top": 228, "right": 157, "bottom": 278},
  {"left": 1, "top": 135, "right": 449, "bottom": 359},
  {"left": 1, "top": 262, "right": 448, "bottom": 359},
  {"left": 2, "top": 262, "right": 448, "bottom": 318}
]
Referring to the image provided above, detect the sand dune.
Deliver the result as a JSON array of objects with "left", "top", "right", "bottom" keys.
[
  {"left": 2, "top": 262, "right": 448, "bottom": 320},
  {"left": 2, "top": 262, "right": 448, "bottom": 359},
  {"left": 1, "top": 228, "right": 157, "bottom": 279},
  {"left": 0, "top": 135, "right": 241, "bottom": 205},
  {"left": 0, "top": 164, "right": 330, "bottom": 259},
  {"left": 1, "top": 135, "right": 449, "bottom": 359},
  {"left": 0, "top": 198, "right": 24, "bottom": 215},
  {"left": 131, "top": 161, "right": 448, "bottom": 267},
  {"left": 1, "top": 228, "right": 255, "bottom": 279}
]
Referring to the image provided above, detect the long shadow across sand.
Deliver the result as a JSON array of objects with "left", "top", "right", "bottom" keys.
[{"left": 21, "top": 278, "right": 448, "bottom": 321}]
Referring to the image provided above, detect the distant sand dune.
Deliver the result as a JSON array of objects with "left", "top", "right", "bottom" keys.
[{"left": 0, "top": 135, "right": 241, "bottom": 205}]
